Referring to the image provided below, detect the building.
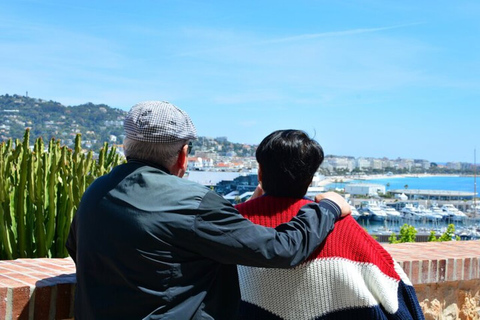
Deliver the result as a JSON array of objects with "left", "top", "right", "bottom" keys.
[
  {"left": 345, "top": 183, "right": 386, "bottom": 196},
  {"left": 388, "top": 189, "right": 475, "bottom": 202}
]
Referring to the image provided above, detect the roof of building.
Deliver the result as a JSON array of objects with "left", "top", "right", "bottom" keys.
[
  {"left": 346, "top": 183, "right": 386, "bottom": 188},
  {"left": 184, "top": 171, "right": 242, "bottom": 186},
  {"left": 388, "top": 189, "right": 476, "bottom": 196}
]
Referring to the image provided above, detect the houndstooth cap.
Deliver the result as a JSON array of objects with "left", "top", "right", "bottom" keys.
[{"left": 124, "top": 101, "right": 197, "bottom": 143}]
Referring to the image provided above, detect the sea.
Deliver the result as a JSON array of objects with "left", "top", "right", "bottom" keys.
[
  {"left": 325, "top": 175, "right": 480, "bottom": 238},
  {"left": 325, "top": 175, "right": 477, "bottom": 193}
]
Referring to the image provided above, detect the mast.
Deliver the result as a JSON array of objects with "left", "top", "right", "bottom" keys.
[{"left": 475, "top": 148, "right": 477, "bottom": 218}]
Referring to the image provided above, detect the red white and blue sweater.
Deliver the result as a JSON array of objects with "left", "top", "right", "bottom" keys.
[{"left": 235, "top": 196, "right": 424, "bottom": 320}]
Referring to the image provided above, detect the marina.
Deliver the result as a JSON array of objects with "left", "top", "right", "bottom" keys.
[
  {"left": 326, "top": 174, "right": 480, "bottom": 240},
  {"left": 358, "top": 214, "right": 480, "bottom": 241},
  {"left": 187, "top": 171, "right": 480, "bottom": 240}
]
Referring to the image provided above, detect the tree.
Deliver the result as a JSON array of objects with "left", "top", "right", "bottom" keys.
[
  {"left": 398, "top": 224, "right": 417, "bottom": 243},
  {"left": 388, "top": 233, "right": 399, "bottom": 244},
  {"left": 234, "top": 196, "right": 241, "bottom": 204},
  {"left": 438, "top": 224, "right": 456, "bottom": 241},
  {"left": 427, "top": 230, "right": 438, "bottom": 242}
]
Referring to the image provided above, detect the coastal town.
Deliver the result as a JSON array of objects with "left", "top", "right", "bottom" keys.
[{"left": 2, "top": 93, "right": 480, "bottom": 240}]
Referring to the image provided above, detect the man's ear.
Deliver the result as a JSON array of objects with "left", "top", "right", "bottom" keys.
[
  {"left": 177, "top": 145, "right": 188, "bottom": 167},
  {"left": 172, "top": 145, "right": 188, "bottom": 177}
]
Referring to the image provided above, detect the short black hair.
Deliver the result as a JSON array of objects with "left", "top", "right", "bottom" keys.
[{"left": 256, "top": 130, "right": 324, "bottom": 198}]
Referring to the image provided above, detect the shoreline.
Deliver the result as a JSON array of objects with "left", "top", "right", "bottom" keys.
[{"left": 316, "top": 173, "right": 464, "bottom": 188}]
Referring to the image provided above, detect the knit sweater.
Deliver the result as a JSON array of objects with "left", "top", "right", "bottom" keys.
[{"left": 235, "top": 196, "right": 425, "bottom": 320}]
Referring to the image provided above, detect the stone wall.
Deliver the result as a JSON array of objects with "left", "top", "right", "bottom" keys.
[
  {"left": 383, "top": 241, "right": 480, "bottom": 320},
  {"left": 416, "top": 280, "right": 480, "bottom": 320}
]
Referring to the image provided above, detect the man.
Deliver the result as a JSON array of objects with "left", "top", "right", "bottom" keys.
[
  {"left": 66, "top": 101, "right": 351, "bottom": 319},
  {"left": 235, "top": 129, "right": 424, "bottom": 319}
]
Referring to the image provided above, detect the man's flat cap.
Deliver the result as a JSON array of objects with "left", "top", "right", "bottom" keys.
[{"left": 124, "top": 101, "right": 197, "bottom": 143}]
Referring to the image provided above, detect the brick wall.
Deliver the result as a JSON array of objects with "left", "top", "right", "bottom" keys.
[
  {"left": 1, "top": 241, "right": 479, "bottom": 319},
  {"left": 382, "top": 241, "right": 480, "bottom": 284},
  {"left": 0, "top": 258, "right": 75, "bottom": 320},
  {"left": 382, "top": 241, "right": 480, "bottom": 319}
]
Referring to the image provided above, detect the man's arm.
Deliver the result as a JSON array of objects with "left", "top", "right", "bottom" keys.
[{"left": 171, "top": 191, "right": 349, "bottom": 268}]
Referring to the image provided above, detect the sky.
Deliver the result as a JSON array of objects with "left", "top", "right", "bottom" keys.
[{"left": 1, "top": 1, "right": 479, "bottom": 163}]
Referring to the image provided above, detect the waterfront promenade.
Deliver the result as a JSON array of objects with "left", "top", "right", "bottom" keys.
[{"left": 318, "top": 173, "right": 464, "bottom": 188}]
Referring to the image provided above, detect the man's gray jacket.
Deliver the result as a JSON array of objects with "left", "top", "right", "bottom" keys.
[{"left": 66, "top": 160, "right": 340, "bottom": 319}]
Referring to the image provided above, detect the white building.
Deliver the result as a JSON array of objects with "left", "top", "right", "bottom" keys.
[
  {"left": 345, "top": 183, "right": 386, "bottom": 196},
  {"left": 371, "top": 159, "right": 383, "bottom": 170},
  {"left": 396, "top": 158, "right": 414, "bottom": 171},
  {"left": 328, "top": 157, "right": 354, "bottom": 171},
  {"left": 446, "top": 162, "right": 462, "bottom": 170},
  {"left": 356, "top": 158, "right": 372, "bottom": 170}
]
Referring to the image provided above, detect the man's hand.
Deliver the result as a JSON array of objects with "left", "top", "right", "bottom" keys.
[
  {"left": 315, "top": 192, "right": 351, "bottom": 217},
  {"left": 247, "top": 184, "right": 264, "bottom": 201}
]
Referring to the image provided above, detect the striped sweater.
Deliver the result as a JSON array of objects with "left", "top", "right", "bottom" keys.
[{"left": 235, "top": 196, "right": 424, "bottom": 319}]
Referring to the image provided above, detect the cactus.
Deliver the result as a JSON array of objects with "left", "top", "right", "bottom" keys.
[
  {"left": 15, "top": 129, "right": 30, "bottom": 257},
  {"left": 0, "top": 130, "right": 125, "bottom": 259}
]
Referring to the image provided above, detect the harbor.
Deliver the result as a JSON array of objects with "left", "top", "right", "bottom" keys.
[
  {"left": 354, "top": 204, "right": 480, "bottom": 241},
  {"left": 323, "top": 174, "right": 480, "bottom": 241},
  {"left": 186, "top": 171, "right": 480, "bottom": 241}
]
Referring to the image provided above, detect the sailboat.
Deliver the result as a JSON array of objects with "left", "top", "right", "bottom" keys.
[{"left": 472, "top": 148, "right": 479, "bottom": 218}]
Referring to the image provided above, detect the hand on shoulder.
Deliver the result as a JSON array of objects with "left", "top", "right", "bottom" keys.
[{"left": 315, "top": 192, "right": 351, "bottom": 217}]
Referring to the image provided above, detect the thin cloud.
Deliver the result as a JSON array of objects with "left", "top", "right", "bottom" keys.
[
  {"left": 262, "top": 22, "right": 425, "bottom": 44},
  {"left": 176, "top": 22, "right": 424, "bottom": 57}
]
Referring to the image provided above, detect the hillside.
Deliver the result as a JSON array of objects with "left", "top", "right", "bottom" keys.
[
  {"left": 0, "top": 94, "right": 126, "bottom": 150},
  {"left": 0, "top": 94, "right": 256, "bottom": 156}
]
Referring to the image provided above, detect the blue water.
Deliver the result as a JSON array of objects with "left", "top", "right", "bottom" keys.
[
  {"left": 326, "top": 175, "right": 477, "bottom": 193},
  {"left": 326, "top": 175, "right": 480, "bottom": 236}
]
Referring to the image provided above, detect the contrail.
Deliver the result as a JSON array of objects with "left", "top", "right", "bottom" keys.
[{"left": 263, "top": 22, "right": 425, "bottom": 44}]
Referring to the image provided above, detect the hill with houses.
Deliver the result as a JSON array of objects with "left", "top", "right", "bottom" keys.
[{"left": 0, "top": 94, "right": 256, "bottom": 156}]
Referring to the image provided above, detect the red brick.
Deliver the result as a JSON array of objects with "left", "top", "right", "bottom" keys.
[
  {"left": 0, "top": 263, "right": 32, "bottom": 274},
  {"left": 421, "top": 260, "right": 430, "bottom": 284},
  {"left": 446, "top": 259, "right": 455, "bottom": 281},
  {"left": 55, "top": 283, "right": 74, "bottom": 319},
  {"left": 430, "top": 259, "right": 438, "bottom": 283},
  {"left": 438, "top": 259, "right": 446, "bottom": 282},
  {"left": 402, "top": 261, "right": 411, "bottom": 279},
  {"left": 411, "top": 260, "right": 420, "bottom": 284},
  {"left": 33, "top": 286, "right": 52, "bottom": 320},
  {"left": 455, "top": 259, "right": 463, "bottom": 281},
  {"left": 6, "top": 274, "right": 39, "bottom": 287},
  {"left": 473, "top": 258, "right": 479, "bottom": 279},
  {"left": 464, "top": 258, "right": 471, "bottom": 280},
  {"left": 0, "top": 287, "right": 7, "bottom": 320},
  {"left": 0, "top": 274, "right": 31, "bottom": 288},
  {"left": 11, "top": 286, "right": 31, "bottom": 320}
]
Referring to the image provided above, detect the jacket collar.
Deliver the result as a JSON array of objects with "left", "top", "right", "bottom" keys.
[{"left": 126, "top": 157, "right": 171, "bottom": 174}]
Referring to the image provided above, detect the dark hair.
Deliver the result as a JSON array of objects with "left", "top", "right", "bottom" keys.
[{"left": 256, "top": 130, "right": 324, "bottom": 198}]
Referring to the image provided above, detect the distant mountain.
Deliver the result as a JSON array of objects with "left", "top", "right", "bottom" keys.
[{"left": 0, "top": 94, "right": 127, "bottom": 150}]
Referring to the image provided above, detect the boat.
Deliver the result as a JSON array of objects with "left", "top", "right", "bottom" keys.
[
  {"left": 417, "top": 205, "right": 443, "bottom": 222},
  {"left": 378, "top": 202, "right": 402, "bottom": 221},
  {"left": 401, "top": 203, "right": 423, "bottom": 221},
  {"left": 362, "top": 201, "right": 387, "bottom": 222},
  {"left": 441, "top": 204, "right": 468, "bottom": 222},
  {"left": 429, "top": 204, "right": 450, "bottom": 220},
  {"left": 350, "top": 204, "right": 361, "bottom": 220}
]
